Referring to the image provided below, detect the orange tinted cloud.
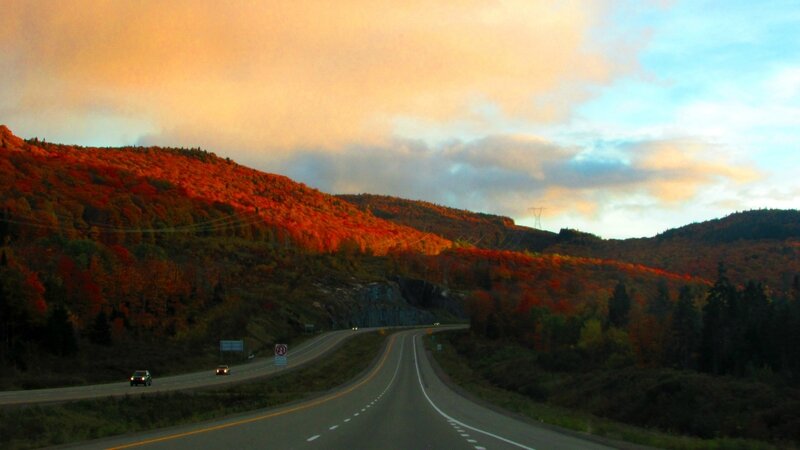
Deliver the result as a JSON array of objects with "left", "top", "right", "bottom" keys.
[
  {"left": 632, "top": 140, "right": 760, "bottom": 203},
  {"left": 1, "top": 0, "right": 618, "bottom": 151}
]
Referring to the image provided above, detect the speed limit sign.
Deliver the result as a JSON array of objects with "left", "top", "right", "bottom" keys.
[{"left": 274, "top": 343, "right": 288, "bottom": 356}]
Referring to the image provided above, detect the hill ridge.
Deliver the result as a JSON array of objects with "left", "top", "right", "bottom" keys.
[{"left": 1, "top": 125, "right": 452, "bottom": 255}]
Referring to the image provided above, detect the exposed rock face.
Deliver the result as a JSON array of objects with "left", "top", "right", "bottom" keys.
[
  {"left": 347, "top": 282, "right": 435, "bottom": 328},
  {"left": 393, "top": 276, "right": 465, "bottom": 318},
  {"left": 339, "top": 278, "right": 465, "bottom": 328}
]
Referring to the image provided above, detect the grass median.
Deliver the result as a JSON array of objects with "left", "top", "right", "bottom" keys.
[{"left": 0, "top": 331, "right": 388, "bottom": 450}]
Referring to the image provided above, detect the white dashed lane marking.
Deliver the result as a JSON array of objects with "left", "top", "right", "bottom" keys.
[{"left": 306, "top": 336, "right": 407, "bottom": 446}]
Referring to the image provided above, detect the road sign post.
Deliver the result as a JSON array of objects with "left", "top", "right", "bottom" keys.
[
  {"left": 219, "top": 340, "right": 245, "bottom": 360},
  {"left": 274, "top": 343, "right": 288, "bottom": 367},
  {"left": 220, "top": 340, "right": 244, "bottom": 352}
]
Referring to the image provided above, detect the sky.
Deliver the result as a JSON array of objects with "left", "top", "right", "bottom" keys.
[{"left": 1, "top": 0, "right": 798, "bottom": 239}]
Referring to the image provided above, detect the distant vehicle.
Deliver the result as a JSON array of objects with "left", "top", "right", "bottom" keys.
[
  {"left": 351, "top": 326, "right": 358, "bottom": 331},
  {"left": 130, "top": 370, "right": 152, "bottom": 386},
  {"left": 216, "top": 365, "right": 230, "bottom": 375},
  {"left": 433, "top": 322, "right": 440, "bottom": 326}
]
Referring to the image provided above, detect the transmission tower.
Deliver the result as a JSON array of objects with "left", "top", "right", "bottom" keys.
[{"left": 528, "top": 207, "right": 545, "bottom": 229}]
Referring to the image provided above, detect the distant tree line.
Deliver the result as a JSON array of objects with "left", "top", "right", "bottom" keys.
[{"left": 466, "top": 262, "right": 800, "bottom": 383}]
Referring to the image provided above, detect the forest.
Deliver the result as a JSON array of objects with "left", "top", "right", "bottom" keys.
[
  {"left": 345, "top": 193, "right": 800, "bottom": 299},
  {"left": 0, "top": 126, "right": 446, "bottom": 384},
  {"left": 2, "top": 125, "right": 800, "bottom": 444},
  {"left": 432, "top": 253, "right": 800, "bottom": 442}
]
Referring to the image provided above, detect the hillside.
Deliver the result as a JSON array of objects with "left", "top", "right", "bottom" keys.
[
  {"left": 657, "top": 209, "right": 800, "bottom": 243},
  {"left": 1, "top": 125, "right": 450, "bottom": 256},
  {"left": 338, "top": 193, "right": 560, "bottom": 251},
  {"left": 3, "top": 124, "right": 796, "bottom": 400},
  {"left": 338, "top": 194, "right": 800, "bottom": 297},
  {"left": 0, "top": 125, "right": 452, "bottom": 387},
  {"left": 548, "top": 210, "right": 800, "bottom": 296},
  {"left": 3, "top": 126, "right": 800, "bottom": 447}
]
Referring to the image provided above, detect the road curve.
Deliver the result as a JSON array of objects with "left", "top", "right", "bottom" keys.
[
  {"left": 71, "top": 329, "right": 614, "bottom": 450},
  {"left": 0, "top": 328, "right": 370, "bottom": 406}
]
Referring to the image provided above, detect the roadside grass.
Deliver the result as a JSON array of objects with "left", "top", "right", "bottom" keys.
[
  {"left": 0, "top": 331, "right": 387, "bottom": 450},
  {"left": 0, "top": 328, "right": 320, "bottom": 391},
  {"left": 425, "top": 332, "right": 788, "bottom": 450}
]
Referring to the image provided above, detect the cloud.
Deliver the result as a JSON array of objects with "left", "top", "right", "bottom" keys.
[
  {"left": 5, "top": 1, "right": 773, "bottom": 239},
  {"left": 0, "top": 1, "right": 624, "bottom": 152},
  {"left": 270, "top": 135, "right": 759, "bottom": 225},
  {"left": 629, "top": 139, "right": 760, "bottom": 203}
]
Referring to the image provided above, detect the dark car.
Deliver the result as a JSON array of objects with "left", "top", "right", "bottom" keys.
[
  {"left": 215, "top": 365, "right": 230, "bottom": 375},
  {"left": 130, "top": 370, "right": 152, "bottom": 386}
]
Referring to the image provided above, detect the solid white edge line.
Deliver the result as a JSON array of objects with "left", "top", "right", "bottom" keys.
[{"left": 412, "top": 335, "right": 536, "bottom": 450}]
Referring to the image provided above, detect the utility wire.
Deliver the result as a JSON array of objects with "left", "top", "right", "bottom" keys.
[{"left": 0, "top": 208, "right": 267, "bottom": 234}]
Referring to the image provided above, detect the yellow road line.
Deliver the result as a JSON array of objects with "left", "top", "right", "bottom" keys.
[{"left": 108, "top": 333, "right": 398, "bottom": 449}]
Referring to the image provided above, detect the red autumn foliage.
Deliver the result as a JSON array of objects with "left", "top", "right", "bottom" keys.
[
  {"left": 395, "top": 246, "right": 708, "bottom": 321},
  {"left": 0, "top": 126, "right": 451, "bottom": 256}
]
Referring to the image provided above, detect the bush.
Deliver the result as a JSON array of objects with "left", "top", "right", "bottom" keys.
[{"left": 445, "top": 331, "right": 800, "bottom": 444}]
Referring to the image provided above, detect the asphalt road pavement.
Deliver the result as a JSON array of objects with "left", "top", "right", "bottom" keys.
[
  {"left": 0, "top": 328, "right": 364, "bottom": 406},
  {"left": 70, "top": 329, "right": 616, "bottom": 450}
]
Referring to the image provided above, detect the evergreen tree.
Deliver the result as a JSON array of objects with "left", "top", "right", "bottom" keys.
[
  {"left": 485, "top": 312, "right": 502, "bottom": 340},
  {"left": 608, "top": 282, "right": 631, "bottom": 329},
  {"left": 737, "top": 281, "right": 771, "bottom": 374},
  {"left": 44, "top": 305, "right": 78, "bottom": 356},
  {"left": 666, "top": 286, "right": 700, "bottom": 369},
  {"left": 212, "top": 281, "right": 225, "bottom": 305},
  {"left": 0, "top": 276, "right": 7, "bottom": 361},
  {"left": 700, "top": 263, "right": 737, "bottom": 375},
  {"left": 0, "top": 207, "right": 8, "bottom": 245},
  {"left": 88, "top": 310, "right": 112, "bottom": 346},
  {"left": 782, "top": 275, "right": 800, "bottom": 377},
  {"left": 649, "top": 280, "right": 672, "bottom": 319},
  {"left": 0, "top": 270, "right": 34, "bottom": 367}
]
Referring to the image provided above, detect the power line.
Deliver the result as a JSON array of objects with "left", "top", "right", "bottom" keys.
[
  {"left": 1, "top": 206, "right": 451, "bottom": 253},
  {"left": 0, "top": 208, "right": 267, "bottom": 234}
]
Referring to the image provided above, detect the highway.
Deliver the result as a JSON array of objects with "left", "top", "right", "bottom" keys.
[
  {"left": 0, "top": 328, "right": 364, "bottom": 406},
  {"left": 71, "top": 329, "right": 616, "bottom": 450}
]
